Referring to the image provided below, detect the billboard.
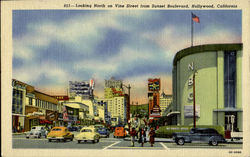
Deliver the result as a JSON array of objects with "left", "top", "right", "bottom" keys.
[
  {"left": 148, "top": 78, "right": 160, "bottom": 91},
  {"left": 69, "top": 80, "right": 94, "bottom": 98}
]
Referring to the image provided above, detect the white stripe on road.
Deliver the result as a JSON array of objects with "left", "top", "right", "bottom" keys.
[
  {"left": 160, "top": 142, "right": 170, "bottom": 150},
  {"left": 102, "top": 141, "right": 121, "bottom": 150},
  {"left": 13, "top": 138, "right": 47, "bottom": 140}
]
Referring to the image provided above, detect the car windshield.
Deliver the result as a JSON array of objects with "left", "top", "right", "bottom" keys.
[
  {"left": 81, "top": 129, "right": 92, "bottom": 132},
  {"left": 98, "top": 128, "right": 106, "bottom": 132},
  {"left": 52, "top": 128, "right": 62, "bottom": 131}
]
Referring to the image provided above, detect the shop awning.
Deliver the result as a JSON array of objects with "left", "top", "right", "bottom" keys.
[
  {"left": 213, "top": 108, "right": 242, "bottom": 112},
  {"left": 64, "top": 102, "right": 89, "bottom": 111},
  {"left": 39, "top": 119, "right": 52, "bottom": 124},
  {"left": 166, "top": 111, "right": 180, "bottom": 117}
]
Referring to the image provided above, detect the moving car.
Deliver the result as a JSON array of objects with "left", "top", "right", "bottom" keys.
[
  {"left": 75, "top": 127, "right": 100, "bottom": 144},
  {"left": 113, "top": 127, "right": 127, "bottom": 138},
  {"left": 173, "top": 128, "right": 226, "bottom": 146},
  {"left": 26, "top": 126, "right": 48, "bottom": 138},
  {"left": 97, "top": 128, "right": 110, "bottom": 138},
  {"left": 47, "top": 126, "right": 74, "bottom": 142}
]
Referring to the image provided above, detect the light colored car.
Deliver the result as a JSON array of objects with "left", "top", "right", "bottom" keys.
[
  {"left": 26, "top": 126, "right": 48, "bottom": 138},
  {"left": 75, "top": 127, "right": 100, "bottom": 144},
  {"left": 47, "top": 126, "right": 74, "bottom": 142}
]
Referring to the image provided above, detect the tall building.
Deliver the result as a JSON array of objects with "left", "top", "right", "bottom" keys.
[
  {"left": 170, "top": 43, "right": 242, "bottom": 131},
  {"left": 68, "top": 79, "right": 94, "bottom": 99},
  {"left": 103, "top": 77, "right": 127, "bottom": 125},
  {"left": 159, "top": 92, "right": 172, "bottom": 116},
  {"left": 104, "top": 77, "right": 123, "bottom": 98}
]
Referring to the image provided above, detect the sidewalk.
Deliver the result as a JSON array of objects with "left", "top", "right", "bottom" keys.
[
  {"left": 225, "top": 139, "right": 243, "bottom": 144},
  {"left": 12, "top": 132, "right": 26, "bottom": 135}
]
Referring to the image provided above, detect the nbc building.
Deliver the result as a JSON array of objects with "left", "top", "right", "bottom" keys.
[{"left": 168, "top": 43, "right": 243, "bottom": 132}]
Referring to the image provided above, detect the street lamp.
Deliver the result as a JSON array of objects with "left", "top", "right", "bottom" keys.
[{"left": 193, "top": 70, "right": 198, "bottom": 128}]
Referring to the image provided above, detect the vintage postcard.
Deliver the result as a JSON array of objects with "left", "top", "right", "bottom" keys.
[{"left": 1, "top": 0, "right": 250, "bottom": 157}]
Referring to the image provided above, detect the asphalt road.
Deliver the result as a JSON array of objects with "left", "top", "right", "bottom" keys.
[{"left": 12, "top": 133, "right": 242, "bottom": 150}]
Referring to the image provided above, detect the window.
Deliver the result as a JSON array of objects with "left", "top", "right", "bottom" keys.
[
  {"left": 29, "top": 98, "right": 32, "bottom": 105},
  {"left": 224, "top": 51, "right": 236, "bottom": 108}
]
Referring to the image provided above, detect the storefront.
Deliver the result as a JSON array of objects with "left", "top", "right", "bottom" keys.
[
  {"left": 12, "top": 79, "right": 26, "bottom": 133},
  {"left": 171, "top": 43, "right": 243, "bottom": 131}
]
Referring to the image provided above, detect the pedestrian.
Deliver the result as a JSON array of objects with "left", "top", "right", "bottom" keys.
[
  {"left": 138, "top": 128, "right": 146, "bottom": 147},
  {"left": 130, "top": 127, "right": 137, "bottom": 147},
  {"left": 149, "top": 127, "right": 156, "bottom": 147}
]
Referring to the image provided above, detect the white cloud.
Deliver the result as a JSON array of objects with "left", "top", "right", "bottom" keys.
[
  {"left": 13, "top": 61, "right": 68, "bottom": 85},
  {"left": 13, "top": 44, "right": 34, "bottom": 60}
]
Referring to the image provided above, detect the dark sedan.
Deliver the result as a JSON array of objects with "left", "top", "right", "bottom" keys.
[
  {"left": 97, "top": 128, "right": 110, "bottom": 138},
  {"left": 173, "top": 128, "right": 226, "bottom": 146}
]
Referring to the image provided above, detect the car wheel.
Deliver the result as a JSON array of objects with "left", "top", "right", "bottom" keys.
[
  {"left": 63, "top": 139, "right": 66, "bottom": 142},
  {"left": 78, "top": 140, "right": 81, "bottom": 144},
  {"left": 210, "top": 140, "right": 218, "bottom": 146},
  {"left": 84, "top": 140, "right": 87, "bottom": 142},
  {"left": 48, "top": 139, "right": 52, "bottom": 142},
  {"left": 177, "top": 138, "right": 185, "bottom": 145},
  {"left": 26, "top": 136, "right": 29, "bottom": 139},
  {"left": 92, "top": 140, "right": 95, "bottom": 144},
  {"left": 97, "top": 139, "right": 99, "bottom": 143},
  {"left": 38, "top": 134, "right": 41, "bottom": 138}
]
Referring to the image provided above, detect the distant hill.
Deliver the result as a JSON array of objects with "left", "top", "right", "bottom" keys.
[{"left": 130, "top": 104, "right": 148, "bottom": 116}]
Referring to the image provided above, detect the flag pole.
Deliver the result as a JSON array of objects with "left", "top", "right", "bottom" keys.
[{"left": 191, "top": 12, "right": 193, "bottom": 47}]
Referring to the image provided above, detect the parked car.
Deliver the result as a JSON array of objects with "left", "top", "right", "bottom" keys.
[
  {"left": 75, "top": 127, "right": 100, "bottom": 144},
  {"left": 47, "top": 126, "right": 74, "bottom": 142},
  {"left": 97, "top": 128, "right": 110, "bottom": 138},
  {"left": 67, "top": 126, "right": 78, "bottom": 132},
  {"left": 26, "top": 126, "right": 48, "bottom": 138},
  {"left": 173, "top": 128, "right": 226, "bottom": 146},
  {"left": 113, "top": 127, "right": 127, "bottom": 138}
]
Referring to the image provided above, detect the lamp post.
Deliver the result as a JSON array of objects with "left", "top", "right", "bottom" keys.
[{"left": 193, "top": 70, "right": 198, "bottom": 128}]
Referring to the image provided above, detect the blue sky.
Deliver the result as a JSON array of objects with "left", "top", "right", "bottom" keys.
[{"left": 12, "top": 10, "right": 242, "bottom": 103}]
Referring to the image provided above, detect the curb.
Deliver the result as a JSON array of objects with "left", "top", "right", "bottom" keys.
[{"left": 124, "top": 138, "right": 243, "bottom": 144}]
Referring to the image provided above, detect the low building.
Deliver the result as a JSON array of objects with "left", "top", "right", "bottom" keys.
[
  {"left": 12, "top": 79, "right": 59, "bottom": 132},
  {"left": 170, "top": 43, "right": 242, "bottom": 131}
]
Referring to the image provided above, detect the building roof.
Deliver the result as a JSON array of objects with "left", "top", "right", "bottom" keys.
[{"left": 173, "top": 43, "right": 243, "bottom": 66}]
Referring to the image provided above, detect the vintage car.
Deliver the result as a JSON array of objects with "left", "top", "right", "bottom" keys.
[
  {"left": 113, "top": 127, "right": 127, "bottom": 138},
  {"left": 26, "top": 126, "right": 48, "bottom": 138},
  {"left": 97, "top": 127, "right": 110, "bottom": 138},
  {"left": 75, "top": 127, "right": 100, "bottom": 144},
  {"left": 47, "top": 126, "right": 74, "bottom": 142},
  {"left": 173, "top": 128, "right": 226, "bottom": 146},
  {"left": 67, "top": 126, "right": 78, "bottom": 132}
]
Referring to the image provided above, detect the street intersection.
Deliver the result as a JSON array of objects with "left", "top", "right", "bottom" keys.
[{"left": 12, "top": 133, "right": 242, "bottom": 150}]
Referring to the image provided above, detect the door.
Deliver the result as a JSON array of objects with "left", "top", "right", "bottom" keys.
[{"left": 225, "top": 112, "right": 237, "bottom": 132}]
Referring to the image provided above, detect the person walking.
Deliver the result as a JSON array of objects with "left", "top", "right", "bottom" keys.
[
  {"left": 130, "top": 127, "right": 137, "bottom": 147},
  {"left": 149, "top": 127, "right": 156, "bottom": 147},
  {"left": 138, "top": 128, "right": 146, "bottom": 147}
]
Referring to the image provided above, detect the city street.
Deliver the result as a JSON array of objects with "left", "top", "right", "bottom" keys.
[{"left": 13, "top": 133, "right": 242, "bottom": 150}]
